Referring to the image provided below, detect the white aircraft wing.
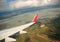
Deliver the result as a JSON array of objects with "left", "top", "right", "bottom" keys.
[{"left": 0, "top": 13, "right": 38, "bottom": 41}]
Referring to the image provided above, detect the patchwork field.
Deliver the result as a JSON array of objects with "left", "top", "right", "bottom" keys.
[{"left": 16, "top": 21, "right": 60, "bottom": 42}]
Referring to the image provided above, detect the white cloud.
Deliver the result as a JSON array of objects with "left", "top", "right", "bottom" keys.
[
  {"left": 8, "top": 0, "right": 53, "bottom": 10},
  {"left": 0, "top": 0, "right": 50, "bottom": 10},
  {"left": 0, "top": 0, "right": 60, "bottom": 11},
  {"left": 8, "top": 0, "right": 39, "bottom": 10}
]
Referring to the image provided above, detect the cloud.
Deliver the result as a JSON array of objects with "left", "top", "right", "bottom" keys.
[
  {"left": 0, "top": 0, "right": 60, "bottom": 11},
  {"left": 50, "top": 0, "right": 60, "bottom": 4},
  {"left": 8, "top": 0, "right": 39, "bottom": 10},
  {"left": 9, "top": 0, "right": 60, "bottom": 10}
]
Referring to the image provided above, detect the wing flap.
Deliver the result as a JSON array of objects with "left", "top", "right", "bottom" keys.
[{"left": 5, "top": 37, "right": 16, "bottom": 42}]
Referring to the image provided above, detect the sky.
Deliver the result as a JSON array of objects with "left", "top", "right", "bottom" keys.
[{"left": 0, "top": 0, "right": 60, "bottom": 12}]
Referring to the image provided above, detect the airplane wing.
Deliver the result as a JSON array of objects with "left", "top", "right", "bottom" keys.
[{"left": 0, "top": 13, "right": 38, "bottom": 41}]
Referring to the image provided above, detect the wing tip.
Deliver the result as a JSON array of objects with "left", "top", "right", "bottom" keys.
[{"left": 32, "top": 13, "right": 38, "bottom": 23}]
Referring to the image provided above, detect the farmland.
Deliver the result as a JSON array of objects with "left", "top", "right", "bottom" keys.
[{"left": 16, "top": 18, "right": 60, "bottom": 42}]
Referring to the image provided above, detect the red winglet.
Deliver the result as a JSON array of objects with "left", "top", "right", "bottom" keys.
[{"left": 32, "top": 13, "right": 38, "bottom": 23}]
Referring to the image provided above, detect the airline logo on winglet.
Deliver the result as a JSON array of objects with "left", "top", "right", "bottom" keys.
[{"left": 32, "top": 13, "right": 38, "bottom": 23}]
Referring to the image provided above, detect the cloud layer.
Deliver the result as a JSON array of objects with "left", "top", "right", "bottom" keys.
[{"left": 0, "top": 0, "right": 60, "bottom": 11}]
